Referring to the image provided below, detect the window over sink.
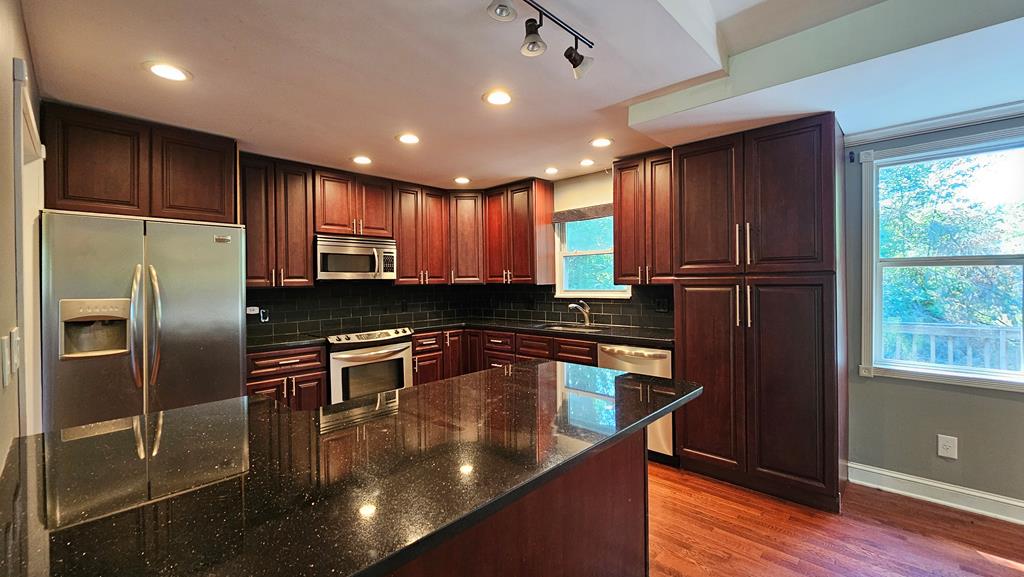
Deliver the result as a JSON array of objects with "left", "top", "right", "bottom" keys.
[
  {"left": 860, "top": 129, "right": 1024, "bottom": 392},
  {"left": 555, "top": 216, "right": 631, "bottom": 299}
]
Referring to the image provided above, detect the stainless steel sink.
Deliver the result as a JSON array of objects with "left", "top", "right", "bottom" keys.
[{"left": 533, "top": 323, "right": 603, "bottom": 333}]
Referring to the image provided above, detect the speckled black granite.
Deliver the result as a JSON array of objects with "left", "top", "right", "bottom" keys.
[
  {"left": 248, "top": 317, "right": 675, "bottom": 353},
  {"left": 3, "top": 360, "right": 701, "bottom": 577}
]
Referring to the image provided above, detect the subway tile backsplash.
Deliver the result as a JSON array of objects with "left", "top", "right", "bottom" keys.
[{"left": 246, "top": 282, "right": 673, "bottom": 342}]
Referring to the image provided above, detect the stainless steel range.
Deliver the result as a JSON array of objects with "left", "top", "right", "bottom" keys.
[{"left": 327, "top": 327, "right": 413, "bottom": 404}]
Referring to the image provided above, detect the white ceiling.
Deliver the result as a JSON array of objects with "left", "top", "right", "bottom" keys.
[{"left": 21, "top": 0, "right": 728, "bottom": 188}]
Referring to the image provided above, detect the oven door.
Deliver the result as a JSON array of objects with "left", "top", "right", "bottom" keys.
[
  {"left": 329, "top": 342, "right": 412, "bottom": 404},
  {"left": 317, "top": 243, "right": 380, "bottom": 280}
]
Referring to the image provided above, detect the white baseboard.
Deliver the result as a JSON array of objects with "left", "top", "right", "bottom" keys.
[{"left": 848, "top": 462, "right": 1024, "bottom": 526}]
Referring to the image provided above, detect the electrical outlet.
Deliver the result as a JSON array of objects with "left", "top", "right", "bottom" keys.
[
  {"left": 937, "top": 434, "right": 958, "bottom": 460},
  {"left": 245, "top": 306, "right": 260, "bottom": 315}
]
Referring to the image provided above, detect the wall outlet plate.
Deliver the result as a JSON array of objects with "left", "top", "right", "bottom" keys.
[
  {"left": 246, "top": 306, "right": 260, "bottom": 315},
  {"left": 937, "top": 434, "right": 958, "bottom": 460}
]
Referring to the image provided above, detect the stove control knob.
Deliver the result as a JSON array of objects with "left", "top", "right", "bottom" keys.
[{"left": 344, "top": 335, "right": 351, "bottom": 340}]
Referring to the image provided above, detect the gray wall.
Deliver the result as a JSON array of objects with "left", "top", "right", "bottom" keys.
[
  {"left": 845, "top": 116, "right": 1024, "bottom": 501},
  {"left": 1, "top": 0, "right": 35, "bottom": 468}
]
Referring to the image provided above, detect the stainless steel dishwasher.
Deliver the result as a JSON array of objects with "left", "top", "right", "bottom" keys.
[{"left": 597, "top": 344, "right": 674, "bottom": 458}]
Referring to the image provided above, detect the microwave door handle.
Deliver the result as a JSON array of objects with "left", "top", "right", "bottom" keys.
[
  {"left": 331, "top": 344, "right": 409, "bottom": 363},
  {"left": 373, "top": 248, "right": 381, "bottom": 278}
]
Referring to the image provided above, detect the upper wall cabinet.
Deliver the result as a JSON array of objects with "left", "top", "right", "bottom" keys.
[
  {"left": 43, "top": 102, "right": 237, "bottom": 223},
  {"left": 673, "top": 113, "right": 839, "bottom": 275},
  {"left": 613, "top": 150, "right": 674, "bottom": 285},
  {"left": 315, "top": 169, "right": 394, "bottom": 238},
  {"left": 448, "top": 190, "right": 485, "bottom": 284},
  {"left": 394, "top": 184, "right": 448, "bottom": 285},
  {"left": 484, "top": 179, "right": 554, "bottom": 285}
]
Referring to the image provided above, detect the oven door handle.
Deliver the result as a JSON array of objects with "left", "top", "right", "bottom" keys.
[{"left": 331, "top": 344, "right": 410, "bottom": 363}]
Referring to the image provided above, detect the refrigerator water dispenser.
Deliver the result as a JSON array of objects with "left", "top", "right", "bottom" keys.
[{"left": 59, "top": 298, "right": 131, "bottom": 358}]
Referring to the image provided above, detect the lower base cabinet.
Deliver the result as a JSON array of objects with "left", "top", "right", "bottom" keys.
[
  {"left": 674, "top": 275, "right": 846, "bottom": 511},
  {"left": 245, "top": 347, "right": 327, "bottom": 410}
]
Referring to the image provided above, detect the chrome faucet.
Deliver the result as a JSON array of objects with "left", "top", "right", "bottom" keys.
[{"left": 568, "top": 300, "right": 591, "bottom": 326}]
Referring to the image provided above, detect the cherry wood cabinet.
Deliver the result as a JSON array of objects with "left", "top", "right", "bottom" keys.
[
  {"left": 483, "top": 350, "right": 516, "bottom": 369},
  {"left": 395, "top": 184, "right": 448, "bottom": 285},
  {"left": 288, "top": 371, "right": 326, "bottom": 411},
  {"left": 673, "top": 134, "right": 743, "bottom": 275},
  {"left": 275, "top": 162, "right": 315, "bottom": 287},
  {"left": 242, "top": 155, "right": 314, "bottom": 288},
  {"left": 674, "top": 278, "right": 746, "bottom": 473},
  {"left": 246, "top": 376, "right": 287, "bottom": 403},
  {"left": 613, "top": 150, "right": 673, "bottom": 285},
  {"left": 43, "top": 102, "right": 236, "bottom": 223},
  {"left": 241, "top": 155, "right": 276, "bottom": 287},
  {"left": 483, "top": 179, "right": 554, "bottom": 284},
  {"left": 515, "top": 334, "right": 553, "bottom": 359},
  {"left": 444, "top": 330, "right": 465, "bottom": 378},
  {"left": 414, "top": 351, "right": 445, "bottom": 386},
  {"left": 465, "top": 330, "right": 484, "bottom": 373},
  {"left": 314, "top": 170, "right": 393, "bottom": 238},
  {"left": 245, "top": 346, "right": 327, "bottom": 410},
  {"left": 744, "top": 114, "right": 838, "bottom": 273},
  {"left": 449, "top": 191, "right": 486, "bottom": 284},
  {"left": 552, "top": 338, "right": 597, "bottom": 366}
]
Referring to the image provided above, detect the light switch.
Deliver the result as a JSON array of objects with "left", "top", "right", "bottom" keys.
[
  {"left": 10, "top": 327, "right": 22, "bottom": 373},
  {"left": 0, "top": 335, "right": 10, "bottom": 388}
]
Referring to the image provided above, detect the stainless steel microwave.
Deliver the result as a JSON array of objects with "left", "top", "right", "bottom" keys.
[{"left": 316, "top": 236, "right": 397, "bottom": 280}]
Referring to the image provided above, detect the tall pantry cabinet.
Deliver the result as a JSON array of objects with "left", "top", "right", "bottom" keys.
[{"left": 670, "top": 112, "right": 847, "bottom": 512}]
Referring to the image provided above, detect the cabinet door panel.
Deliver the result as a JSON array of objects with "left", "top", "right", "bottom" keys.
[
  {"left": 675, "top": 135, "right": 743, "bottom": 275},
  {"left": 246, "top": 377, "right": 285, "bottom": 403},
  {"left": 613, "top": 158, "right": 645, "bottom": 285},
  {"left": 465, "top": 330, "right": 484, "bottom": 374},
  {"left": 674, "top": 279, "right": 745, "bottom": 471},
  {"left": 275, "top": 163, "right": 314, "bottom": 287},
  {"left": 444, "top": 331, "right": 465, "bottom": 379},
  {"left": 483, "top": 351, "right": 515, "bottom": 369},
  {"left": 289, "top": 371, "right": 325, "bottom": 411},
  {"left": 508, "top": 183, "right": 535, "bottom": 283},
  {"left": 358, "top": 176, "right": 394, "bottom": 238},
  {"left": 394, "top": 183, "right": 422, "bottom": 285},
  {"left": 746, "top": 275, "right": 836, "bottom": 495},
  {"left": 744, "top": 114, "right": 835, "bottom": 273},
  {"left": 314, "top": 169, "right": 357, "bottom": 235},
  {"left": 646, "top": 152, "right": 675, "bottom": 283},
  {"left": 449, "top": 191, "right": 485, "bottom": 284},
  {"left": 241, "top": 155, "right": 276, "bottom": 288},
  {"left": 151, "top": 126, "right": 236, "bottom": 223},
  {"left": 422, "top": 188, "right": 449, "bottom": 284},
  {"left": 414, "top": 352, "right": 445, "bottom": 386},
  {"left": 43, "top": 103, "right": 151, "bottom": 216},
  {"left": 484, "top": 188, "right": 508, "bottom": 283}
]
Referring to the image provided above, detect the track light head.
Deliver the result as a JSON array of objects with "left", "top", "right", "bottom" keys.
[
  {"left": 521, "top": 18, "right": 547, "bottom": 57},
  {"left": 564, "top": 45, "right": 594, "bottom": 79},
  {"left": 486, "top": 0, "right": 517, "bottom": 22}
]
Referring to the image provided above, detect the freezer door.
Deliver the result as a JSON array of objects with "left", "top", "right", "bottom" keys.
[
  {"left": 144, "top": 221, "right": 245, "bottom": 413},
  {"left": 42, "top": 212, "right": 145, "bottom": 430}
]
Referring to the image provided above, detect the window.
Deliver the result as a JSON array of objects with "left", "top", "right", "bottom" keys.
[
  {"left": 861, "top": 130, "right": 1024, "bottom": 391},
  {"left": 555, "top": 216, "right": 631, "bottom": 299}
]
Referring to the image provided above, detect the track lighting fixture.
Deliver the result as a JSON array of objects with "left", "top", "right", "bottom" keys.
[
  {"left": 486, "top": 0, "right": 517, "bottom": 22},
  {"left": 521, "top": 18, "right": 546, "bottom": 57},
  {"left": 564, "top": 42, "right": 594, "bottom": 80}
]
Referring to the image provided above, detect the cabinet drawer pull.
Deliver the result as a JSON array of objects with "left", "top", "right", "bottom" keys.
[
  {"left": 277, "top": 358, "right": 302, "bottom": 365},
  {"left": 490, "top": 363, "right": 504, "bottom": 368},
  {"left": 419, "top": 339, "right": 437, "bottom": 346},
  {"left": 488, "top": 339, "right": 505, "bottom": 344},
  {"left": 745, "top": 222, "right": 751, "bottom": 265},
  {"left": 638, "top": 266, "right": 642, "bottom": 284}
]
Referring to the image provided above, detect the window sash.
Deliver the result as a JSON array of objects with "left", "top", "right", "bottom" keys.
[
  {"left": 555, "top": 221, "right": 630, "bottom": 299},
  {"left": 860, "top": 126, "right": 1024, "bottom": 392}
]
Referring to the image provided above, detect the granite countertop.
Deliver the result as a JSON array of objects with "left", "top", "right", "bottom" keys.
[
  {"left": 4, "top": 360, "right": 701, "bottom": 577},
  {"left": 247, "top": 317, "right": 675, "bottom": 352}
]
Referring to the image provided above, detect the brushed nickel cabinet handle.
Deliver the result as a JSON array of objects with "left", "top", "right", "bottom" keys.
[
  {"left": 291, "top": 377, "right": 296, "bottom": 398},
  {"left": 646, "top": 265, "right": 651, "bottom": 284},
  {"left": 745, "top": 222, "right": 751, "bottom": 266},
  {"left": 277, "top": 358, "right": 302, "bottom": 365},
  {"left": 445, "top": 333, "right": 450, "bottom": 347},
  {"left": 488, "top": 338, "right": 504, "bottom": 344},
  {"left": 451, "top": 269, "right": 454, "bottom": 284},
  {"left": 638, "top": 266, "right": 642, "bottom": 284},
  {"left": 735, "top": 224, "right": 741, "bottom": 266},
  {"left": 352, "top": 219, "right": 356, "bottom": 233},
  {"left": 280, "top": 268, "right": 285, "bottom": 285},
  {"left": 413, "top": 357, "right": 419, "bottom": 373},
  {"left": 359, "top": 219, "right": 363, "bottom": 234},
  {"left": 420, "top": 338, "right": 437, "bottom": 345},
  {"left": 746, "top": 284, "right": 752, "bottom": 328},
  {"left": 735, "top": 284, "right": 741, "bottom": 327},
  {"left": 281, "top": 377, "right": 288, "bottom": 400}
]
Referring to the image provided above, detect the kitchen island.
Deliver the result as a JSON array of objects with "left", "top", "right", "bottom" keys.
[{"left": 1, "top": 360, "right": 701, "bottom": 577}]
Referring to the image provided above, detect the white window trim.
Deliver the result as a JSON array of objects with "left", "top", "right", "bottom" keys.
[
  {"left": 859, "top": 124, "right": 1024, "bottom": 393},
  {"left": 554, "top": 220, "right": 631, "bottom": 300}
]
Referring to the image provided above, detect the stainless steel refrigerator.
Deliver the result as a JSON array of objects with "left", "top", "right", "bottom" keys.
[{"left": 41, "top": 211, "right": 248, "bottom": 526}]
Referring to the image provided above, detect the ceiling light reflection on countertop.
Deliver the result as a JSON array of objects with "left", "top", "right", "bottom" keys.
[
  {"left": 459, "top": 464, "right": 474, "bottom": 475},
  {"left": 146, "top": 62, "right": 191, "bottom": 81},
  {"left": 358, "top": 503, "right": 377, "bottom": 519}
]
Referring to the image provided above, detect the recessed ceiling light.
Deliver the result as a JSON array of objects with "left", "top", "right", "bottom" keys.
[
  {"left": 397, "top": 133, "right": 420, "bottom": 144},
  {"left": 353, "top": 156, "right": 372, "bottom": 165},
  {"left": 483, "top": 89, "right": 512, "bottom": 106},
  {"left": 545, "top": 167, "right": 558, "bottom": 175},
  {"left": 454, "top": 177, "right": 471, "bottom": 185},
  {"left": 580, "top": 159, "right": 595, "bottom": 167},
  {"left": 146, "top": 62, "right": 191, "bottom": 81},
  {"left": 590, "top": 137, "right": 613, "bottom": 148}
]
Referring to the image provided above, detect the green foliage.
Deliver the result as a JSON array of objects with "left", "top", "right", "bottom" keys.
[{"left": 562, "top": 217, "right": 626, "bottom": 292}]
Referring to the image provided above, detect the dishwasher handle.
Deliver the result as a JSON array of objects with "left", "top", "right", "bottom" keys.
[{"left": 598, "top": 345, "right": 669, "bottom": 360}]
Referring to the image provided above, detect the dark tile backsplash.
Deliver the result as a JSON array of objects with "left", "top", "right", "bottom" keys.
[{"left": 246, "top": 282, "right": 673, "bottom": 340}]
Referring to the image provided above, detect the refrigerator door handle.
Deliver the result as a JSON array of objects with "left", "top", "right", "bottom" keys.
[
  {"left": 148, "top": 265, "right": 164, "bottom": 387},
  {"left": 129, "top": 264, "right": 143, "bottom": 388},
  {"left": 132, "top": 415, "right": 146, "bottom": 460},
  {"left": 150, "top": 411, "right": 164, "bottom": 457}
]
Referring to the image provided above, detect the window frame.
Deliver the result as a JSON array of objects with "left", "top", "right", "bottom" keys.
[
  {"left": 554, "top": 217, "right": 631, "bottom": 300},
  {"left": 859, "top": 125, "right": 1024, "bottom": 393}
]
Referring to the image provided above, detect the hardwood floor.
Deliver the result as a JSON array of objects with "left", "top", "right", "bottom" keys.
[{"left": 648, "top": 463, "right": 1024, "bottom": 577}]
